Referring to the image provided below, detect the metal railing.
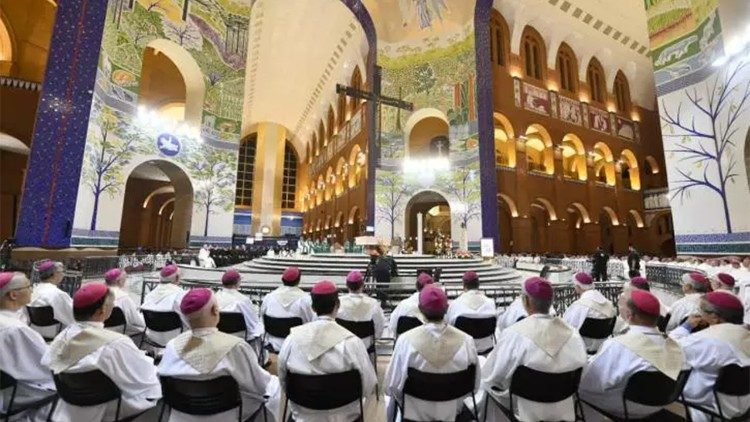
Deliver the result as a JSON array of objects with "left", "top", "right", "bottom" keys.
[{"left": 644, "top": 262, "right": 703, "bottom": 294}]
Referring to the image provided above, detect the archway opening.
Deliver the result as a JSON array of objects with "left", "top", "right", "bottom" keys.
[
  {"left": 138, "top": 46, "right": 187, "bottom": 122},
  {"left": 405, "top": 191, "right": 451, "bottom": 255},
  {"left": 619, "top": 149, "right": 641, "bottom": 190},
  {"left": 566, "top": 202, "right": 590, "bottom": 254},
  {"left": 406, "top": 113, "right": 450, "bottom": 158},
  {"left": 525, "top": 124, "right": 553, "bottom": 174},
  {"left": 497, "top": 195, "right": 515, "bottom": 253},
  {"left": 599, "top": 209, "right": 615, "bottom": 254},
  {"left": 560, "top": 134, "right": 587, "bottom": 181},
  {"left": 494, "top": 113, "right": 515, "bottom": 167},
  {"left": 592, "top": 142, "right": 615, "bottom": 185},
  {"left": 118, "top": 160, "right": 193, "bottom": 250}
]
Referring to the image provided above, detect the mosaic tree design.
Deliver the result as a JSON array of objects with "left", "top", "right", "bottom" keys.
[
  {"left": 662, "top": 60, "right": 749, "bottom": 233},
  {"left": 376, "top": 171, "right": 413, "bottom": 242},
  {"left": 440, "top": 166, "right": 481, "bottom": 230},
  {"left": 185, "top": 146, "right": 237, "bottom": 236}
]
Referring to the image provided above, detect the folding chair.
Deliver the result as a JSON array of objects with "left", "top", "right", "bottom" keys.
[
  {"left": 261, "top": 315, "right": 303, "bottom": 353},
  {"left": 656, "top": 313, "right": 670, "bottom": 332},
  {"left": 159, "top": 375, "right": 267, "bottom": 422},
  {"left": 283, "top": 370, "right": 364, "bottom": 422},
  {"left": 579, "top": 317, "right": 617, "bottom": 354},
  {"left": 217, "top": 312, "right": 248, "bottom": 339},
  {"left": 485, "top": 365, "right": 584, "bottom": 422},
  {"left": 396, "top": 364, "right": 478, "bottom": 422},
  {"left": 336, "top": 318, "right": 380, "bottom": 398},
  {"left": 104, "top": 307, "right": 128, "bottom": 334},
  {"left": 681, "top": 364, "right": 749, "bottom": 422},
  {"left": 139, "top": 310, "right": 183, "bottom": 348},
  {"left": 454, "top": 316, "right": 498, "bottom": 355},
  {"left": 396, "top": 316, "right": 422, "bottom": 338},
  {"left": 0, "top": 370, "right": 57, "bottom": 422},
  {"left": 26, "top": 306, "right": 62, "bottom": 342}
]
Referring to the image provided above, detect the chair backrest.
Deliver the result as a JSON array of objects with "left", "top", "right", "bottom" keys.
[
  {"left": 335, "top": 318, "right": 375, "bottom": 339},
  {"left": 396, "top": 316, "right": 422, "bottom": 336},
  {"left": 509, "top": 366, "right": 582, "bottom": 403},
  {"left": 104, "top": 307, "right": 126, "bottom": 329},
  {"left": 53, "top": 370, "right": 121, "bottom": 406},
  {"left": 160, "top": 376, "right": 241, "bottom": 415},
  {"left": 263, "top": 314, "right": 303, "bottom": 338},
  {"left": 26, "top": 306, "right": 59, "bottom": 327},
  {"left": 0, "top": 370, "right": 17, "bottom": 389},
  {"left": 715, "top": 365, "right": 750, "bottom": 396},
  {"left": 403, "top": 365, "right": 476, "bottom": 402},
  {"left": 578, "top": 317, "right": 617, "bottom": 339},
  {"left": 656, "top": 313, "right": 670, "bottom": 332},
  {"left": 285, "top": 370, "right": 362, "bottom": 410},
  {"left": 141, "top": 310, "right": 183, "bottom": 332},
  {"left": 454, "top": 316, "right": 497, "bottom": 339},
  {"left": 217, "top": 312, "right": 247, "bottom": 335},
  {"left": 623, "top": 369, "right": 691, "bottom": 407}
]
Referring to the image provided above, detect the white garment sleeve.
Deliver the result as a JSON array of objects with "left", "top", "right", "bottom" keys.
[
  {"left": 373, "top": 304, "right": 386, "bottom": 339},
  {"left": 53, "top": 291, "right": 76, "bottom": 327},
  {"left": 299, "top": 296, "right": 315, "bottom": 323},
  {"left": 579, "top": 339, "right": 631, "bottom": 393},
  {"left": 239, "top": 299, "right": 263, "bottom": 338},
  {"left": 346, "top": 337, "right": 377, "bottom": 397},
  {"left": 120, "top": 297, "right": 146, "bottom": 333},
  {"left": 98, "top": 339, "right": 162, "bottom": 400},
  {"left": 481, "top": 331, "right": 524, "bottom": 392},
  {"left": 668, "top": 325, "right": 691, "bottom": 340},
  {"left": 1, "top": 326, "right": 53, "bottom": 386},
  {"left": 389, "top": 304, "right": 403, "bottom": 336},
  {"left": 384, "top": 337, "right": 410, "bottom": 401},
  {"left": 562, "top": 303, "right": 588, "bottom": 330},
  {"left": 276, "top": 337, "right": 293, "bottom": 389},
  {"left": 226, "top": 342, "right": 272, "bottom": 400}
]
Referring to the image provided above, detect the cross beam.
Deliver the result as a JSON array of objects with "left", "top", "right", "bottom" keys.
[{"left": 336, "top": 84, "right": 414, "bottom": 111}]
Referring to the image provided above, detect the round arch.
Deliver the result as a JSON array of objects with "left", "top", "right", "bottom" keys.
[
  {"left": 592, "top": 142, "right": 616, "bottom": 185},
  {"left": 404, "top": 108, "right": 450, "bottom": 158},
  {"left": 628, "top": 209, "right": 645, "bottom": 228},
  {"left": 348, "top": 144, "right": 363, "bottom": 187},
  {"left": 315, "top": 175, "right": 325, "bottom": 205},
  {"left": 600, "top": 206, "right": 620, "bottom": 225},
  {"left": 494, "top": 112, "right": 516, "bottom": 168},
  {"left": 561, "top": 133, "right": 587, "bottom": 180},
  {"left": 497, "top": 193, "right": 518, "bottom": 217},
  {"left": 525, "top": 124, "right": 554, "bottom": 174},
  {"left": 0, "top": 12, "right": 16, "bottom": 75},
  {"left": 532, "top": 197, "right": 558, "bottom": 221},
  {"left": 619, "top": 148, "right": 641, "bottom": 190},
  {"left": 644, "top": 155, "right": 660, "bottom": 174},
  {"left": 334, "top": 211, "right": 344, "bottom": 228},
  {"left": 334, "top": 157, "right": 347, "bottom": 196},
  {"left": 324, "top": 166, "right": 334, "bottom": 201},
  {"left": 405, "top": 190, "right": 452, "bottom": 254}
]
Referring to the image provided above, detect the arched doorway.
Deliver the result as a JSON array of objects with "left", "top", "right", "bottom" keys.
[
  {"left": 566, "top": 202, "right": 591, "bottom": 254},
  {"left": 599, "top": 207, "right": 618, "bottom": 254},
  {"left": 497, "top": 194, "right": 517, "bottom": 253},
  {"left": 118, "top": 160, "right": 193, "bottom": 250},
  {"left": 405, "top": 191, "right": 451, "bottom": 254}
]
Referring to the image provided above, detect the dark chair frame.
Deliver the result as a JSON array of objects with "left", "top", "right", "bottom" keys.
[
  {"left": 139, "top": 310, "right": 184, "bottom": 348},
  {"left": 395, "top": 316, "right": 422, "bottom": 338},
  {"left": 680, "top": 364, "right": 750, "bottom": 422},
  {"left": 217, "top": 312, "right": 249, "bottom": 340},
  {"left": 282, "top": 370, "right": 364, "bottom": 422},
  {"left": 454, "top": 316, "right": 497, "bottom": 355},
  {"left": 394, "top": 364, "right": 478, "bottom": 422},
  {"left": 336, "top": 318, "right": 380, "bottom": 399},
  {"left": 261, "top": 314, "right": 303, "bottom": 352},
  {"left": 104, "top": 306, "right": 128, "bottom": 334},
  {"left": 26, "top": 306, "right": 62, "bottom": 342},
  {"left": 159, "top": 375, "right": 267, "bottom": 422},
  {"left": 0, "top": 370, "right": 57, "bottom": 422},
  {"left": 579, "top": 317, "right": 617, "bottom": 354}
]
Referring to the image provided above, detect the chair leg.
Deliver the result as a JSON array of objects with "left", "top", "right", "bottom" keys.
[
  {"left": 158, "top": 402, "right": 167, "bottom": 422},
  {"left": 46, "top": 397, "right": 58, "bottom": 422},
  {"left": 115, "top": 397, "right": 122, "bottom": 422},
  {"left": 282, "top": 397, "right": 288, "bottom": 422},
  {"left": 471, "top": 393, "right": 479, "bottom": 421}
]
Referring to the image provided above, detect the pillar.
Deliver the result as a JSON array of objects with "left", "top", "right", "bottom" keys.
[
  {"left": 548, "top": 220, "right": 570, "bottom": 254},
  {"left": 581, "top": 223, "right": 602, "bottom": 254},
  {"left": 417, "top": 212, "right": 424, "bottom": 255},
  {"left": 251, "top": 122, "right": 286, "bottom": 236},
  {"left": 611, "top": 225, "right": 629, "bottom": 255},
  {"left": 512, "top": 217, "right": 533, "bottom": 252}
]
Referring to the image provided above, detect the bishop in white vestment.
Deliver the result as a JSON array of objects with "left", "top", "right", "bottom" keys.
[
  {"left": 670, "top": 291, "right": 750, "bottom": 422},
  {"left": 104, "top": 268, "right": 146, "bottom": 337},
  {"left": 710, "top": 272, "right": 738, "bottom": 295},
  {"left": 278, "top": 280, "right": 377, "bottom": 422},
  {"left": 446, "top": 271, "right": 497, "bottom": 354},
  {"left": 385, "top": 285, "right": 480, "bottom": 422},
  {"left": 562, "top": 272, "right": 617, "bottom": 353},
  {"left": 666, "top": 272, "right": 710, "bottom": 332},
  {"left": 0, "top": 272, "right": 55, "bottom": 422},
  {"left": 158, "top": 288, "right": 281, "bottom": 422},
  {"left": 215, "top": 269, "right": 263, "bottom": 350},
  {"left": 260, "top": 267, "right": 314, "bottom": 352},
  {"left": 28, "top": 260, "right": 74, "bottom": 340},
  {"left": 140, "top": 264, "right": 187, "bottom": 347},
  {"left": 387, "top": 272, "right": 434, "bottom": 338},
  {"left": 580, "top": 289, "right": 687, "bottom": 419},
  {"left": 42, "top": 283, "right": 161, "bottom": 421},
  {"left": 336, "top": 270, "right": 386, "bottom": 350}
]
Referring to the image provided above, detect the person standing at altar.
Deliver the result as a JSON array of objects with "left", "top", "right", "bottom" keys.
[
  {"left": 260, "top": 266, "right": 314, "bottom": 352},
  {"left": 140, "top": 264, "right": 187, "bottom": 347},
  {"left": 562, "top": 272, "right": 617, "bottom": 353},
  {"left": 103, "top": 268, "right": 146, "bottom": 337},
  {"left": 446, "top": 271, "right": 497, "bottom": 354},
  {"left": 28, "top": 260, "right": 75, "bottom": 339},
  {"left": 215, "top": 269, "right": 264, "bottom": 352},
  {"left": 388, "top": 272, "right": 434, "bottom": 338},
  {"left": 337, "top": 270, "right": 386, "bottom": 350}
]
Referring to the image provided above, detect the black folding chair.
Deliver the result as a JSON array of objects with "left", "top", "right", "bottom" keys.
[
  {"left": 26, "top": 306, "right": 62, "bottom": 342},
  {"left": 337, "top": 318, "right": 380, "bottom": 398},
  {"left": 104, "top": 307, "right": 128, "bottom": 334},
  {"left": 217, "top": 312, "right": 248, "bottom": 339},
  {"left": 485, "top": 366, "right": 584, "bottom": 422},
  {"left": 579, "top": 317, "right": 617, "bottom": 354},
  {"left": 139, "top": 310, "right": 183, "bottom": 348},
  {"left": 657, "top": 313, "right": 670, "bottom": 332},
  {"left": 681, "top": 365, "right": 749, "bottom": 421},
  {"left": 283, "top": 370, "right": 364, "bottom": 422},
  {"left": 396, "top": 364, "right": 478, "bottom": 422},
  {"left": 454, "top": 316, "right": 497, "bottom": 355},
  {"left": 159, "top": 375, "right": 267, "bottom": 422},
  {"left": 52, "top": 369, "right": 150, "bottom": 422},
  {"left": 261, "top": 315, "right": 303, "bottom": 353},
  {"left": 0, "top": 370, "right": 57, "bottom": 422},
  {"left": 396, "top": 316, "right": 422, "bottom": 337},
  {"left": 584, "top": 369, "right": 692, "bottom": 421}
]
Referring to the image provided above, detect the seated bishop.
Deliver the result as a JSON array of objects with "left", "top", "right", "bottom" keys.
[
  {"left": 495, "top": 277, "right": 557, "bottom": 337},
  {"left": 215, "top": 269, "right": 263, "bottom": 350},
  {"left": 337, "top": 270, "right": 386, "bottom": 350},
  {"left": 562, "top": 272, "right": 617, "bottom": 353},
  {"left": 388, "top": 272, "right": 434, "bottom": 338},
  {"left": 260, "top": 266, "right": 314, "bottom": 352},
  {"left": 446, "top": 271, "right": 497, "bottom": 354},
  {"left": 666, "top": 272, "right": 711, "bottom": 332},
  {"left": 28, "top": 260, "right": 75, "bottom": 339},
  {"left": 103, "top": 268, "right": 146, "bottom": 337},
  {"left": 710, "top": 272, "right": 738, "bottom": 295},
  {"left": 385, "top": 285, "right": 479, "bottom": 422},
  {"left": 277, "top": 280, "right": 377, "bottom": 422},
  {"left": 158, "top": 288, "right": 281, "bottom": 422},
  {"left": 670, "top": 291, "right": 750, "bottom": 422},
  {"left": 140, "top": 264, "right": 187, "bottom": 347},
  {"left": 579, "top": 289, "right": 687, "bottom": 419},
  {"left": 0, "top": 272, "right": 55, "bottom": 422},
  {"left": 478, "top": 277, "right": 587, "bottom": 422},
  {"left": 42, "top": 283, "right": 161, "bottom": 421}
]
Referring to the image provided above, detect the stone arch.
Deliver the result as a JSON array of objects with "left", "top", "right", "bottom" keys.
[
  {"left": 644, "top": 155, "right": 660, "bottom": 174},
  {"left": 404, "top": 108, "right": 450, "bottom": 158},
  {"left": 619, "top": 148, "right": 641, "bottom": 190},
  {"left": 568, "top": 202, "right": 591, "bottom": 223},
  {"left": 324, "top": 166, "right": 334, "bottom": 201},
  {"left": 334, "top": 156, "right": 347, "bottom": 196},
  {"left": 600, "top": 206, "right": 620, "bottom": 225},
  {"left": 494, "top": 112, "right": 516, "bottom": 167},
  {"left": 628, "top": 209, "right": 645, "bottom": 228},
  {"left": 334, "top": 210, "right": 344, "bottom": 228},
  {"left": 561, "top": 133, "right": 587, "bottom": 180},
  {"left": 525, "top": 124, "right": 554, "bottom": 174},
  {"left": 532, "top": 197, "right": 557, "bottom": 221},
  {"left": 497, "top": 193, "right": 518, "bottom": 217},
  {"left": 592, "top": 141, "right": 616, "bottom": 185},
  {"left": 348, "top": 144, "right": 364, "bottom": 187},
  {"left": 405, "top": 190, "right": 452, "bottom": 254}
]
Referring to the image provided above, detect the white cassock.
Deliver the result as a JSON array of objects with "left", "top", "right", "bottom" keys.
[
  {"left": 28, "top": 282, "right": 75, "bottom": 339},
  {"left": 336, "top": 292, "right": 386, "bottom": 351},
  {"left": 670, "top": 323, "right": 750, "bottom": 422},
  {"left": 158, "top": 328, "right": 281, "bottom": 422},
  {"left": 446, "top": 290, "right": 497, "bottom": 354},
  {"left": 666, "top": 293, "right": 703, "bottom": 332},
  {"left": 495, "top": 296, "right": 557, "bottom": 338},
  {"left": 277, "top": 316, "right": 377, "bottom": 422},
  {"left": 260, "top": 286, "right": 314, "bottom": 352},
  {"left": 579, "top": 325, "right": 687, "bottom": 419},
  {"left": 41, "top": 322, "right": 161, "bottom": 421},
  {"left": 388, "top": 293, "right": 424, "bottom": 338},
  {"left": 109, "top": 286, "right": 146, "bottom": 337},
  {"left": 140, "top": 283, "right": 187, "bottom": 347},
  {"left": 0, "top": 310, "right": 55, "bottom": 422},
  {"left": 215, "top": 288, "right": 263, "bottom": 340},
  {"left": 478, "top": 314, "right": 587, "bottom": 422},
  {"left": 736, "top": 272, "right": 750, "bottom": 325},
  {"left": 562, "top": 289, "right": 617, "bottom": 353},
  {"left": 384, "top": 322, "right": 480, "bottom": 422}
]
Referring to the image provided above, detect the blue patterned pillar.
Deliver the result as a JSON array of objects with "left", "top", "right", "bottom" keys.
[{"left": 15, "top": 0, "right": 108, "bottom": 247}]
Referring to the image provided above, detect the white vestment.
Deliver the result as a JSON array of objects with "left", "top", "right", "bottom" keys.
[
  {"left": 215, "top": 288, "right": 264, "bottom": 340},
  {"left": 675, "top": 323, "right": 750, "bottom": 422},
  {"left": 666, "top": 293, "right": 702, "bottom": 332},
  {"left": 384, "top": 322, "right": 480, "bottom": 422},
  {"left": 579, "top": 325, "right": 687, "bottom": 419},
  {"left": 388, "top": 292, "right": 423, "bottom": 338},
  {"left": 495, "top": 296, "right": 557, "bottom": 338},
  {"left": 478, "top": 314, "right": 587, "bottom": 422},
  {"left": 260, "top": 286, "right": 314, "bottom": 352},
  {"left": 28, "top": 282, "right": 74, "bottom": 339},
  {"left": 140, "top": 283, "right": 187, "bottom": 347},
  {"left": 158, "top": 328, "right": 281, "bottom": 422},
  {"left": 0, "top": 310, "right": 55, "bottom": 422},
  {"left": 41, "top": 322, "right": 161, "bottom": 421},
  {"left": 737, "top": 271, "right": 750, "bottom": 325},
  {"left": 110, "top": 286, "right": 146, "bottom": 336},
  {"left": 446, "top": 290, "right": 497, "bottom": 353},
  {"left": 336, "top": 292, "right": 386, "bottom": 350},
  {"left": 277, "top": 316, "right": 377, "bottom": 422},
  {"left": 562, "top": 289, "right": 617, "bottom": 353}
]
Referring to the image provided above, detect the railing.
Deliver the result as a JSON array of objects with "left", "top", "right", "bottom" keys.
[{"left": 644, "top": 262, "right": 703, "bottom": 293}]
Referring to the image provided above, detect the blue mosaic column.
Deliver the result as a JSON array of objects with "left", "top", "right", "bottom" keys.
[{"left": 15, "top": 0, "right": 108, "bottom": 247}]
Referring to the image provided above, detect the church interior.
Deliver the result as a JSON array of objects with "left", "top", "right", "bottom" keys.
[{"left": 0, "top": 0, "right": 749, "bottom": 421}]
